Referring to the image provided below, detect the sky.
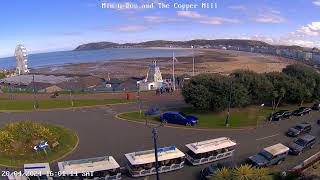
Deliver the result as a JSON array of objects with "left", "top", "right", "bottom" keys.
[{"left": 0, "top": 0, "right": 320, "bottom": 57}]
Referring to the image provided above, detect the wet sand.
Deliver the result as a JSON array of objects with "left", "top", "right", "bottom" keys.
[{"left": 31, "top": 49, "right": 297, "bottom": 80}]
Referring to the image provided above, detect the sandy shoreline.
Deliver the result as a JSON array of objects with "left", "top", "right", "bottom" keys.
[{"left": 31, "top": 49, "right": 297, "bottom": 80}]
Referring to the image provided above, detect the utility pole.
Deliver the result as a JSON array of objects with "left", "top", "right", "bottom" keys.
[{"left": 225, "top": 79, "right": 232, "bottom": 127}]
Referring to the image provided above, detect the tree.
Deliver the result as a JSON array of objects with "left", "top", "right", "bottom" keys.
[
  {"left": 253, "top": 167, "right": 272, "bottom": 180},
  {"left": 231, "top": 70, "right": 274, "bottom": 104},
  {"left": 212, "top": 167, "right": 232, "bottom": 180},
  {"left": 232, "top": 164, "right": 254, "bottom": 180},
  {"left": 283, "top": 64, "right": 319, "bottom": 102},
  {"left": 182, "top": 74, "right": 250, "bottom": 111}
]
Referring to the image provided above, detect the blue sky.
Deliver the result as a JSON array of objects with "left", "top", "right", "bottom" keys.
[{"left": 0, "top": 0, "right": 320, "bottom": 57}]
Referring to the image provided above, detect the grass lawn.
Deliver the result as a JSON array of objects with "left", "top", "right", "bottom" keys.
[
  {"left": 118, "top": 104, "right": 309, "bottom": 129},
  {"left": 0, "top": 123, "right": 78, "bottom": 167},
  {"left": 0, "top": 99, "right": 134, "bottom": 111}
]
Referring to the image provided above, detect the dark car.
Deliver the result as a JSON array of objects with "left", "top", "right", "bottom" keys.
[
  {"left": 287, "top": 122, "right": 311, "bottom": 137},
  {"left": 292, "top": 107, "right": 312, "bottom": 116},
  {"left": 247, "top": 143, "right": 289, "bottom": 167},
  {"left": 200, "top": 162, "right": 236, "bottom": 180},
  {"left": 289, "top": 134, "right": 316, "bottom": 155},
  {"left": 160, "top": 112, "right": 198, "bottom": 126},
  {"left": 317, "top": 119, "right": 320, "bottom": 125},
  {"left": 311, "top": 103, "right": 320, "bottom": 111},
  {"left": 270, "top": 110, "right": 292, "bottom": 121}
]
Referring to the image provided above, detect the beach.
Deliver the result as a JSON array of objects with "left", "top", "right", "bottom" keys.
[{"left": 31, "top": 49, "right": 297, "bottom": 80}]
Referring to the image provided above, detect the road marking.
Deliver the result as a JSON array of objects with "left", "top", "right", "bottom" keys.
[{"left": 256, "top": 133, "right": 279, "bottom": 141}]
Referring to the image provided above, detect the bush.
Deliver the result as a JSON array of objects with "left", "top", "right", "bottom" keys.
[{"left": 0, "top": 121, "right": 59, "bottom": 154}]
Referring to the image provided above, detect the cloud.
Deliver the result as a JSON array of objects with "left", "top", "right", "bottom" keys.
[
  {"left": 144, "top": 16, "right": 177, "bottom": 23},
  {"left": 255, "top": 14, "right": 285, "bottom": 24},
  {"left": 297, "top": 22, "right": 320, "bottom": 36},
  {"left": 117, "top": 25, "right": 147, "bottom": 32},
  {"left": 177, "top": 11, "right": 203, "bottom": 18},
  {"left": 177, "top": 11, "right": 239, "bottom": 25},
  {"left": 313, "top": 0, "right": 320, "bottom": 6},
  {"left": 199, "top": 17, "right": 240, "bottom": 25},
  {"left": 254, "top": 9, "right": 285, "bottom": 24},
  {"left": 228, "top": 5, "right": 247, "bottom": 11}
]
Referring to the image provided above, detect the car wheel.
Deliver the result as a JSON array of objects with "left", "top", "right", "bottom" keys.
[
  {"left": 310, "top": 144, "right": 314, "bottom": 149},
  {"left": 300, "top": 114, "right": 303, "bottom": 116},
  {"left": 161, "top": 119, "right": 167, "bottom": 124},
  {"left": 186, "top": 123, "right": 192, "bottom": 126},
  {"left": 277, "top": 160, "right": 282, "bottom": 165}
]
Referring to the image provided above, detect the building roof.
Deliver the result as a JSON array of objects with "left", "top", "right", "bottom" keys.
[
  {"left": 58, "top": 156, "right": 120, "bottom": 175},
  {"left": 263, "top": 143, "right": 289, "bottom": 156},
  {"left": 186, "top": 137, "right": 237, "bottom": 154},
  {"left": 24, "top": 163, "right": 51, "bottom": 176},
  {"left": 125, "top": 146, "right": 185, "bottom": 165}
]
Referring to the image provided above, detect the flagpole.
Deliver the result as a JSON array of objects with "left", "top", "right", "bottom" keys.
[{"left": 172, "top": 51, "right": 176, "bottom": 91}]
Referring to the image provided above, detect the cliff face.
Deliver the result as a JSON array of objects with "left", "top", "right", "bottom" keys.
[{"left": 74, "top": 39, "right": 279, "bottom": 51}]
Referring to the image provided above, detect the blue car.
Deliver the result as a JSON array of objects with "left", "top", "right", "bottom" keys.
[{"left": 160, "top": 112, "right": 199, "bottom": 126}]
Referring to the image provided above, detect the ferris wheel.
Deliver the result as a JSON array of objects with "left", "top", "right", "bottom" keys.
[{"left": 15, "top": 44, "right": 30, "bottom": 75}]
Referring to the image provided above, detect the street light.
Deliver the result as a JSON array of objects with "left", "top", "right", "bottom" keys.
[
  {"left": 225, "top": 79, "right": 232, "bottom": 127},
  {"left": 137, "top": 84, "right": 142, "bottom": 115},
  {"left": 191, "top": 45, "right": 195, "bottom": 76},
  {"left": 32, "top": 74, "right": 39, "bottom": 110},
  {"left": 146, "top": 116, "right": 165, "bottom": 180}
]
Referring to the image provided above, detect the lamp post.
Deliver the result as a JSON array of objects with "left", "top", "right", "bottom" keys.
[
  {"left": 191, "top": 45, "right": 195, "bottom": 76},
  {"left": 225, "top": 79, "right": 232, "bottom": 127},
  {"left": 32, "top": 74, "right": 39, "bottom": 110},
  {"left": 146, "top": 117, "right": 164, "bottom": 180},
  {"left": 137, "top": 84, "right": 142, "bottom": 115}
]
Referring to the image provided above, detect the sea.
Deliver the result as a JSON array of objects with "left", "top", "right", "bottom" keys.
[{"left": 0, "top": 48, "right": 192, "bottom": 69}]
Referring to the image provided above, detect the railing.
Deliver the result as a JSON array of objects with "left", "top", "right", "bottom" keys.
[
  {"left": 128, "top": 162, "right": 184, "bottom": 177},
  {"left": 291, "top": 150, "right": 320, "bottom": 173},
  {"left": 186, "top": 150, "right": 235, "bottom": 165}
]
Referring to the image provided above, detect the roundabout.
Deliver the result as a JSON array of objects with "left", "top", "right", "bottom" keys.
[
  {"left": 0, "top": 121, "right": 78, "bottom": 167},
  {"left": 0, "top": 97, "right": 319, "bottom": 180}
]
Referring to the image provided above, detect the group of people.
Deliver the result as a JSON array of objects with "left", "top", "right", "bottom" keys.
[{"left": 155, "top": 85, "right": 174, "bottom": 95}]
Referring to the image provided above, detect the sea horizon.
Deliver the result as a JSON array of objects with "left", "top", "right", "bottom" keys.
[{"left": 0, "top": 48, "right": 192, "bottom": 70}]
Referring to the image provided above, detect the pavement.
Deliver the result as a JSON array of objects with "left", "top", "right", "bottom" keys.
[{"left": 0, "top": 95, "right": 319, "bottom": 180}]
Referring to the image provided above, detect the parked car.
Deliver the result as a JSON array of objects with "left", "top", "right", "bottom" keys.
[
  {"left": 247, "top": 143, "right": 289, "bottom": 167},
  {"left": 311, "top": 103, "right": 320, "bottom": 111},
  {"left": 200, "top": 162, "right": 236, "bottom": 180},
  {"left": 269, "top": 110, "right": 292, "bottom": 121},
  {"left": 160, "top": 112, "right": 199, "bottom": 126},
  {"left": 292, "top": 107, "right": 312, "bottom": 116},
  {"left": 287, "top": 122, "right": 312, "bottom": 137},
  {"left": 288, "top": 134, "right": 316, "bottom": 155}
]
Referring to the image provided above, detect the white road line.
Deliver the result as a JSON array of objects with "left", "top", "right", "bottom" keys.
[{"left": 256, "top": 133, "right": 279, "bottom": 141}]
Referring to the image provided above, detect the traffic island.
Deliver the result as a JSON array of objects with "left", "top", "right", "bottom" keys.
[
  {"left": 0, "top": 121, "right": 78, "bottom": 167},
  {"left": 116, "top": 106, "right": 272, "bottom": 130}
]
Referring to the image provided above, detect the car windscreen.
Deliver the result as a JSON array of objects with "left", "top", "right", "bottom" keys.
[
  {"left": 294, "top": 125, "right": 303, "bottom": 130},
  {"left": 179, "top": 112, "right": 186, "bottom": 117},
  {"left": 295, "top": 139, "right": 307, "bottom": 146},
  {"left": 258, "top": 151, "right": 273, "bottom": 160}
]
